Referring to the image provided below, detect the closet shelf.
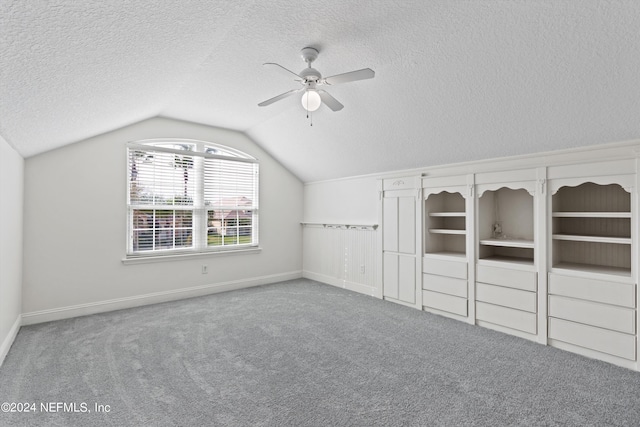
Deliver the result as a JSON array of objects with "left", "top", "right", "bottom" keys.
[
  {"left": 552, "top": 234, "right": 631, "bottom": 244},
  {"left": 429, "top": 228, "right": 466, "bottom": 235},
  {"left": 479, "top": 238, "right": 534, "bottom": 249},
  {"left": 552, "top": 212, "right": 631, "bottom": 218}
]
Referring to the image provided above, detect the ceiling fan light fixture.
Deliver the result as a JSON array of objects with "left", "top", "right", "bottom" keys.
[
  {"left": 301, "top": 89, "right": 321, "bottom": 112},
  {"left": 258, "top": 46, "right": 374, "bottom": 115}
]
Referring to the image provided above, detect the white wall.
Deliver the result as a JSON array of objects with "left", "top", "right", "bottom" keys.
[
  {"left": 0, "top": 136, "right": 23, "bottom": 364},
  {"left": 304, "top": 176, "right": 378, "bottom": 224},
  {"left": 302, "top": 175, "right": 380, "bottom": 295},
  {"left": 22, "top": 117, "right": 303, "bottom": 322}
]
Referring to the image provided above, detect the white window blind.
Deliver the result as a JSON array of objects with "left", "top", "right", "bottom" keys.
[{"left": 127, "top": 139, "right": 259, "bottom": 256}]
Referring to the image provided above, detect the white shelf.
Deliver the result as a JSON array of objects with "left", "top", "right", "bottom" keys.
[
  {"left": 552, "top": 212, "right": 631, "bottom": 218},
  {"left": 429, "top": 228, "right": 466, "bottom": 235},
  {"left": 424, "top": 251, "right": 467, "bottom": 260},
  {"left": 552, "top": 234, "right": 632, "bottom": 245},
  {"left": 428, "top": 212, "right": 466, "bottom": 217},
  {"left": 552, "top": 263, "right": 631, "bottom": 277},
  {"left": 479, "top": 238, "right": 534, "bottom": 249},
  {"left": 477, "top": 256, "right": 535, "bottom": 269}
]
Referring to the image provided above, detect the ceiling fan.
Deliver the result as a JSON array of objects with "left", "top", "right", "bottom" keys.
[{"left": 258, "top": 47, "right": 375, "bottom": 113}]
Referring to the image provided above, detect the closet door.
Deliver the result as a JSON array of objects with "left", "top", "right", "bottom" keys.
[{"left": 382, "top": 178, "right": 418, "bottom": 305}]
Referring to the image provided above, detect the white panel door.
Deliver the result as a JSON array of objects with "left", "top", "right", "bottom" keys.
[
  {"left": 398, "top": 255, "right": 416, "bottom": 303},
  {"left": 383, "top": 197, "right": 399, "bottom": 252},
  {"left": 398, "top": 196, "right": 416, "bottom": 254},
  {"left": 382, "top": 185, "right": 417, "bottom": 306},
  {"left": 383, "top": 253, "right": 399, "bottom": 299}
]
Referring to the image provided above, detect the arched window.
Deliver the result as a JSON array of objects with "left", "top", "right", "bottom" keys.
[{"left": 126, "top": 139, "right": 259, "bottom": 256}]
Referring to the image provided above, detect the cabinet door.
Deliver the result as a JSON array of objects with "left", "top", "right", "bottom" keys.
[
  {"left": 383, "top": 197, "right": 399, "bottom": 252},
  {"left": 382, "top": 190, "right": 417, "bottom": 305},
  {"left": 383, "top": 253, "right": 399, "bottom": 299},
  {"left": 383, "top": 253, "right": 416, "bottom": 304},
  {"left": 398, "top": 197, "right": 416, "bottom": 254},
  {"left": 398, "top": 255, "right": 416, "bottom": 303},
  {"left": 383, "top": 195, "right": 415, "bottom": 254}
]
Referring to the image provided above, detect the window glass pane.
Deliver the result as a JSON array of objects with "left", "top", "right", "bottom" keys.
[
  {"left": 129, "top": 150, "right": 195, "bottom": 206},
  {"left": 207, "top": 209, "right": 252, "bottom": 246},
  {"left": 132, "top": 209, "right": 193, "bottom": 251},
  {"left": 132, "top": 209, "right": 154, "bottom": 251}
]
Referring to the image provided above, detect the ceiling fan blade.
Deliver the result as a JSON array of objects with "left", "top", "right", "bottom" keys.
[
  {"left": 323, "top": 68, "right": 375, "bottom": 85},
  {"left": 263, "top": 62, "right": 302, "bottom": 80},
  {"left": 318, "top": 90, "right": 344, "bottom": 111},
  {"left": 258, "top": 88, "right": 303, "bottom": 107}
]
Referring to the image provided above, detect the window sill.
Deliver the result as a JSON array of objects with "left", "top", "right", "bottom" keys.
[{"left": 122, "top": 247, "right": 262, "bottom": 265}]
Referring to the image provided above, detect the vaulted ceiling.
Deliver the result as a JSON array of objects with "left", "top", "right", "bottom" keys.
[{"left": 1, "top": 1, "right": 639, "bottom": 182}]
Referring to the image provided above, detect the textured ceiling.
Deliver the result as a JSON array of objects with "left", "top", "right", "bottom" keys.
[{"left": 1, "top": 0, "right": 639, "bottom": 182}]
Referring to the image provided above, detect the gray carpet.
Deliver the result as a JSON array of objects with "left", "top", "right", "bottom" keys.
[{"left": 1, "top": 279, "right": 639, "bottom": 426}]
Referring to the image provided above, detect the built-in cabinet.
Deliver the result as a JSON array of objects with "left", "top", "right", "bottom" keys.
[
  {"left": 379, "top": 154, "right": 639, "bottom": 371},
  {"left": 546, "top": 163, "right": 637, "bottom": 367},
  {"left": 380, "top": 176, "right": 421, "bottom": 307},
  {"left": 474, "top": 170, "right": 540, "bottom": 340},
  {"left": 422, "top": 175, "right": 473, "bottom": 321}
]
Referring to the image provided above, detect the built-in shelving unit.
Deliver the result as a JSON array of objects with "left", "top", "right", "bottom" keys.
[
  {"left": 425, "top": 191, "right": 466, "bottom": 257},
  {"left": 551, "top": 183, "right": 631, "bottom": 275},
  {"left": 379, "top": 154, "right": 640, "bottom": 371},
  {"left": 473, "top": 171, "right": 540, "bottom": 341},
  {"left": 477, "top": 187, "right": 535, "bottom": 265},
  {"left": 547, "top": 175, "right": 637, "bottom": 368},
  {"left": 422, "top": 182, "right": 471, "bottom": 321}
]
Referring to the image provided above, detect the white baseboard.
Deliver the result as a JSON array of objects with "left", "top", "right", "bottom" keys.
[
  {"left": 303, "top": 270, "right": 378, "bottom": 297},
  {"left": 0, "top": 315, "right": 21, "bottom": 367},
  {"left": 21, "top": 271, "right": 302, "bottom": 326}
]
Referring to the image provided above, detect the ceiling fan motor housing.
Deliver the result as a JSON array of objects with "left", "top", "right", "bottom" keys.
[{"left": 299, "top": 67, "right": 321, "bottom": 82}]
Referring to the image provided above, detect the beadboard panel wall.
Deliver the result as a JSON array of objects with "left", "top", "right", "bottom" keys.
[{"left": 302, "top": 225, "right": 379, "bottom": 297}]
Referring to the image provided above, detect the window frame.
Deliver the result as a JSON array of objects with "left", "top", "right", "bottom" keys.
[{"left": 125, "top": 138, "right": 259, "bottom": 260}]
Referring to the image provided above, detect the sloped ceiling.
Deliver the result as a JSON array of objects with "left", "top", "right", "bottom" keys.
[{"left": 1, "top": 1, "right": 639, "bottom": 182}]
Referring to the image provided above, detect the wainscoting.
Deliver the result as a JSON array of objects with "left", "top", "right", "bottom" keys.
[{"left": 302, "top": 224, "right": 379, "bottom": 297}]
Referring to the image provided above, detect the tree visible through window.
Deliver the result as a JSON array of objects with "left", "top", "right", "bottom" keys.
[{"left": 127, "top": 139, "right": 259, "bottom": 256}]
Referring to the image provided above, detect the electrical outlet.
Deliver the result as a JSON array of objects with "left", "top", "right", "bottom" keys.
[
  {"left": 360, "top": 265, "right": 365, "bottom": 274},
  {"left": 201, "top": 265, "right": 208, "bottom": 274}
]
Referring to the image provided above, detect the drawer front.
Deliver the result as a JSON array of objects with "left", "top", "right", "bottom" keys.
[
  {"left": 476, "top": 265, "right": 536, "bottom": 292},
  {"left": 423, "top": 290, "right": 467, "bottom": 317},
  {"left": 383, "top": 177, "right": 416, "bottom": 191},
  {"left": 548, "top": 317, "right": 636, "bottom": 361},
  {"left": 476, "top": 302, "right": 537, "bottom": 334},
  {"left": 423, "top": 274, "right": 467, "bottom": 298},
  {"left": 476, "top": 283, "right": 536, "bottom": 313},
  {"left": 424, "top": 257, "right": 467, "bottom": 280},
  {"left": 549, "top": 273, "right": 635, "bottom": 308},
  {"left": 549, "top": 295, "right": 635, "bottom": 334}
]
